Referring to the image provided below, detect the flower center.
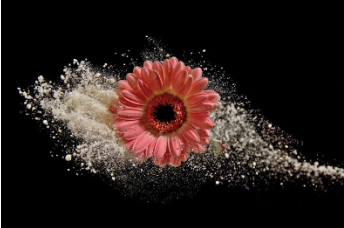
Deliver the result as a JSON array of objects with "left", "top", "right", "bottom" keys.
[
  {"left": 144, "top": 93, "right": 187, "bottom": 134},
  {"left": 155, "top": 105, "right": 176, "bottom": 123}
]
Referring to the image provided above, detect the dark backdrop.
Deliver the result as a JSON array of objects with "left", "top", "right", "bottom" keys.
[{"left": 3, "top": 3, "right": 344, "bottom": 224}]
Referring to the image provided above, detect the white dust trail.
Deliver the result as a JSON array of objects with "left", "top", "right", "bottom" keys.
[{"left": 18, "top": 57, "right": 343, "bottom": 201}]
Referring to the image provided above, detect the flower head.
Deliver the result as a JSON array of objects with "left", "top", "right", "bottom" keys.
[{"left": 109, "top": 57, "right": 219, "bottom": 167}]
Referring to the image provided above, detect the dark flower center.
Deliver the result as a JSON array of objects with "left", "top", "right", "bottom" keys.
[
  {"left": 155, "top": 105, "right": 175, "bottom": 123},
  {"left": 144, "top": 93, "right": 187, "bottom": 134}
]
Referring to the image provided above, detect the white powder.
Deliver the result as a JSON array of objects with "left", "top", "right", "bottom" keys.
[
  {"left": 211, "top": 103, "right": 344, "bottom": 181},
  {"left": 18, "top": 43, "right": 344, "bottom": 202},
  {"left": 65, "top": 154, "right": 72, "bottom": 161}
]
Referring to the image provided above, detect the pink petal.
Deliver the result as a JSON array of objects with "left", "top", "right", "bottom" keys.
[
  {"left": 144, "top": 61, "right": 153, "bottom": 70},
  {"left": 140, "top": 67, "right": 152, "bottom": 86},
  {"left": 125, "top": 139, "right": 135, "bottom": 151},
  {"left": 116, "top": 120, "right": 140, "bottom": 133},
  {"left": 204, "top": 90, "right": 220, "bottom": 101},
  {"left": 126, "top": 73, "right": 139, "bottom": 89},
  {"left": 181, "top": 125, "right": 200, "bottom": 144},
  {"left": 191, "top": 68, "right": 202, "bottom": 81},
  {"left": 153, "top": 61, "right": 163, "bottom": 80},
  {"left": 178, "top": 75, "right": 193, "bottom": 96},
  {"left": 118, "top": 80, "right": 132, "bottom": 90},
  {"left": 159, "top": 154, "right": 169, "bottom": 167},
  {"left": 133, "top": 67, "right": 142, "bottom": 78},
  {"left": 124, "top": 124, "right": 146, "bottom": 140},
  {"left": 193, "top": 144, "right": 206, "bottom": 153},
  {"left": 152, "top": 154, "right": 168, "bottom": 167},
  {"left": 144, "top": 148, "right": 153, "bottom": 158},
  {"left": 209, "top": 102, "right": 219, "bottom": 111},
  {"left": 119, "top": 95, "right": 143, "bottom": 108},
  {"left": 109, "top": 103, "right": 118, "bottom": 114},
  {"left": 180, "top": 136, "right": 190, "bottom": 154},
  {"left": 190, "top": 117, "right": 214, "bottom": 129},
  {"left": 163, "top": 59, "right": 172, "bottom": 71},
  {"left": 189, "top": 111, "right": 210, "bottom": 119},
  {"left": 186, "top": 93, "right": 208, "bottom": 106},
  {"left": 198, "top": 129, "right": 210, "bottom": 138},
  {"left": 172, "top": 62, "right": 185, "bottom": 83},
  {"left": 187, "top": 78, "right": 208, "bottom": 97},
  {"left": 169, "top": 156, "right": 181, "bottom": 167},
  {"left": 201, "top": 137, "right": 210, "bottom": 145},
  {"left": 118, "top": 108, "right": 143, "bottom": 120},
  {"left": 147, "top": 137, "right": 158, "bottom": 157},
  {"left": 135, "top": 151, "right": 146, "bottom": 161},
  {"left": 132, "top": 131, "right": 155, "bottom": 152},
  {"left": 137, "top": 79, "right": 152, "bottom": 98},
  {"left": 180, "top": 152, "right": 188, "bottom": 162},
  {"left": 152, "top": 70, "right": 163, "bottom": 91},
  {"left": 186, "top": 66, "right": 192, "bottom": 75},
  {"left": 172, "top": 70, "right": 188, "bottom": 93},
  {"left": 113, "top": 114, "right": 119, "bottom": 121},
  {"left": 168, "top": 135, "right": 181, "bottom": 157},
  {"left": 189, "top": 102, "right": 214, "bottom": 113},
  {"left": 154, "top": 136, "right": 168, "bottom": 158},
  {"left": 163, "top": 59, "right": 172, "bottom": 88},
  {"left": 121, "top": 90, "right": 145, "bottom": 104},
  {"left": 201, "top": 100, "right": 218, "bottom": 106},
  {"left": 170, "top": 57, "right": 178, "bottom": 66}
]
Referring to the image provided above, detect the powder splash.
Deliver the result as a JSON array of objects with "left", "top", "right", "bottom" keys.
[{"left": 18, "top": 39, "right": 344, "bottom": 202}]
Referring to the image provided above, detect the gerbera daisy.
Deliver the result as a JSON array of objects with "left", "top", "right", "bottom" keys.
[{"left": 109, "top": 57, "right": 219, "bottom": 167}]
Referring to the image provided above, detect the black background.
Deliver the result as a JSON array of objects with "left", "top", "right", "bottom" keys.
[{"left": 3, "top": 3, "right": 344, "bottom": 224}]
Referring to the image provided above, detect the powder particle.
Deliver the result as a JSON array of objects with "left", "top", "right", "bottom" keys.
[{"left": 65, "top": 154, "right": 72, "bottom": 161}]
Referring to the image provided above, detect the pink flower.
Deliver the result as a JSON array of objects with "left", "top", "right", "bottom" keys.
[{"left": 109, "top": 57, "right": 219, "bottom": 167}]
